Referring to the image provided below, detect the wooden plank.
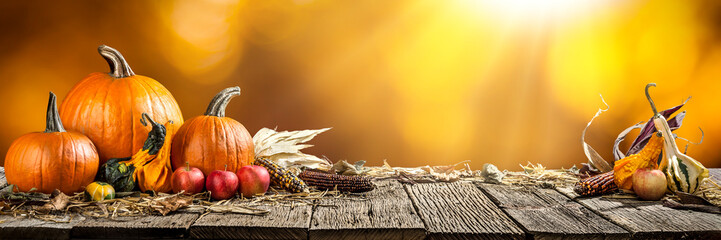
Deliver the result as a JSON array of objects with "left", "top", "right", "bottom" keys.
[
  {"left": 0, "top": 215, "right": 83, "bottom": 240},
  {"left": 477, "top": 183, "right": 628, "bottom": 239},
  {"left": 405, "top": 181, "right": 524, "bottom": 240},
  {"left": 310, "top": 180, "right": 426, "bottom": 240},
  {"left": 0, "top": 167, "right": 7, "bottom": 189},
  {"left": 0, "top": 167, "right": 85, "bottom": 240},
  {"left": 71, "top": 213, "right": 198, "bottom": 239},
  {"left": 190, "top": 202, "right": 311, "bottom": 240},
  {"left": 710, "top": 168, "right": 721, "bottom": 181},
  {"left": 558, "top": 187, "right": 721, "bottom": 239}
]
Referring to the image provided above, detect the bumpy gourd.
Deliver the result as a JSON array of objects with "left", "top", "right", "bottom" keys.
[{"left": 613, "top": 134, "right": 664, "bottom": 190}]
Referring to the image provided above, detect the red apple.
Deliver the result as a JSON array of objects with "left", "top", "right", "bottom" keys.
[
  {"left": 171, "top": 163, "right": 205, "bottom": 194},
  {"left": 632, "top": 168, "right": 667, "bottom": 201},
  {"left": 237, "top": 165, "right": 270, "bottom": 198},
  {"left": 206, "top": 168, "right": 239, "bottom": 200}
]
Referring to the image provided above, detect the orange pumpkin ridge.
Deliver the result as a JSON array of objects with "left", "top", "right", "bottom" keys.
[
  {"left": 59, "top": 45, "right": 183, "bottom": 164},
  {"left": 5, "top": 92, "right": 99, "bottom": 194},
  {"left": 171, "top": 87, "right": 254, "bottom": 176}
]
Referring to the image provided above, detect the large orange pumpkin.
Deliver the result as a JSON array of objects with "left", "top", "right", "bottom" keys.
[
  {"left": 59, "top": 45, "right": 183, "bottom": 164},
  {"left": 171, "top": 86, "right": 254, "bottom": 176},
  {"left": 5, "top": 92, "right": 99, "bottom": 194}
]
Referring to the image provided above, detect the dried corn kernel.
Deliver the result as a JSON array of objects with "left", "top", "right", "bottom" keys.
[
  {"left": 299, "top": 170, "right": 375, "bottom": 193},
  {"left": 574, "top": 171, "right": 617, "bottom": 196},
  {"left": 253, "top": 158, "right": 308, "bottom": 193}
]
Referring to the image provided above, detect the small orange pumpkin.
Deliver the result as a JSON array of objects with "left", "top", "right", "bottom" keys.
[
  {"left": 171, "top": 87, "right": 254, "bottom": 176},
  {"left": 5, "top": 92, "right": 99, "bottom": 194},
  {"left": 59, "top": 45, "right": 184, "bottom": 164}
]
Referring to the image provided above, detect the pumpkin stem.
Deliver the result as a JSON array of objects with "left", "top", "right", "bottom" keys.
[
  {"left": 45, "top": 92, "right": 66, "bottom": 133},
  {"left": 645, "top": 83, "right": 659, "bottom": 116},
  {"left": 98, "top": 45, "right": 135, "bottom": 78},
  {"left": 204, "top": 87, "right": 241, "bottom": 117}
]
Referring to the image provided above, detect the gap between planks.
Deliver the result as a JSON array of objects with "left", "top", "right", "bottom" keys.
[
  {"left": 477, "top": 182, "right": 628, "bottom": 240},
  {"left": 189, "top": 197, "right": 311, "bottom": 240},
  {"left": 309, "top": 180, "right": 426, "bottom": 240},
  {"left": 405, "top": 181, "right": 525, "bottom": 240}
]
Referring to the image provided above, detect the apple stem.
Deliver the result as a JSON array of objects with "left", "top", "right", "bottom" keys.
[
  {"left": 224, "top": 164, "right": 228, "bottom": 172},
  {"left": 186, "top": 162, "right": 190, "bottom": 172}
]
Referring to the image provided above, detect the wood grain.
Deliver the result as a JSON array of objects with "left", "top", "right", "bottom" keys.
[
  {"left": 1, "top": 169, "right": 721, "bottom": 239},
  {"left": 310, "top": 180, "right": 426, "bottom": 240},
  {"left": 405, "top": 181, "right": 524, "bottom": 240},
  {"left": 710, "top": 168, "right": 721, "bottom": 181},
  {"left": 0, "top": 215, "right": 83, "bottom": 240},
  {"left": 0, "top": 167, "right": 6, "bottom": 189},
  {"left": 71, "top": 213, "right": 198, "bottom": 239},
  {"left": 0, "top": 167, "right": 84, "bottom": 240},
  {"left": 478, "top": 183, "right": 628, "bottom": 239},
  {"left": 558, "top": 187, "right": 721, "bottom": 239},
  {"left": 190, "top": 201, "right": 311, "bottom": 240}
]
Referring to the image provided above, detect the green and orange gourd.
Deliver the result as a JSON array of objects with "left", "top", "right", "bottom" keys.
[
  {"left": 98, "top": 113, "right": 176, "bottom": 193},
  {"left": 85, "top": 181, "right": 116, "bottom": 201}
]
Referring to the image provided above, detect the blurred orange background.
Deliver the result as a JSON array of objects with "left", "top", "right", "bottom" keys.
[{"left": 1, "top": 0, "right": 720, "bottom": 171}]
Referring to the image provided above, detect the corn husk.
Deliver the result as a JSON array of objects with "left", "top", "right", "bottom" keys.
[
  {"left": 253, "top": 128, "right": 332, "bottom": 171},
  {"left": 581, "top": 95, "right": 613, "bottom": 172}
]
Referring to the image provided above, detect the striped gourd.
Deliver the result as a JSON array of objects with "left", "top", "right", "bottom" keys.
[
  {"left": 253, "top": 158, "right": 308, "bottom": 193},
  {"left": 574, "top": 171, "right": 617, "bottom": 196},
  {"left": 646, "top": 83, "right": 709, "bottom": 193},
  {"left": 298, "top": 170, "right": 375, "bottom": 193},
  {"left": 85, "top": 181, "right": 116, "bottom": 201}
]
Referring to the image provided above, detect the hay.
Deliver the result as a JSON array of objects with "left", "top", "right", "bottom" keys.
[
  {"left": 502, "top": 163, "right": 581, "bottom": 188},
  {"left": 0, "top": 187, "right": 351, "bottom": 222},
  {"left": 696, "top": 178, "right": 721, "bottom": 207},
  {"left": 3, "top": 161, "right": 718, "bottom": 222},
  {"left": 364, "top": 161, "right": 581, "bottom": 188}
]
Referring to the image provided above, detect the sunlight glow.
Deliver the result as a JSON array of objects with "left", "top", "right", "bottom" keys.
[
  {"left": 465, "top": 0, "right": 615, "bottom": 21},
  {"left": 155, "top": 0, "right": 246, "bottom": 84}
]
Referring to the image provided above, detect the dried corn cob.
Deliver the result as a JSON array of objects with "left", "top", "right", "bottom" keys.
[
  {"left": 253, "top": 158, "right": 308, "bottom": 193},
  {"left": 298, "top": 170, "right": 375, "bottom": 193},
  {"left": 574, "top": 171, "right": 617, "bottom": 196}
]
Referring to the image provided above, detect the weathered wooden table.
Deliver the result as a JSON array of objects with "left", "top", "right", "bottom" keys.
[{"left": 1, "top": 167, "right": 720, "bottom": 239}]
